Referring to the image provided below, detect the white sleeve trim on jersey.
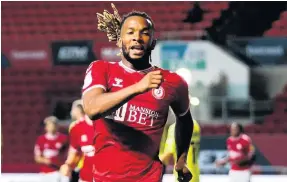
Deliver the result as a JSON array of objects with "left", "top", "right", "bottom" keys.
[
  {"left": 82, "top": 84, "right": 106, "bottom": 96},
  {"left": 178, "top": 104, "right": 190, "bottom": 117}
]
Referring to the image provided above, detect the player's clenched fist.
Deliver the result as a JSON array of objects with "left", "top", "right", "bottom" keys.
[
  {"left": 175, "top": 153, "right": 192, "bottom": 182},
  {"left": 135, "top": 70, "right": 163, "bottom": 93}
]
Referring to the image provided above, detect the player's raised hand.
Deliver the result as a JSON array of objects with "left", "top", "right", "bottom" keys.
[
  {"left": 135, "top": 70, "right": 163, "bottom": 93},
  {"left": 175, "top": 153, "right": 192, "bottom": 182}
]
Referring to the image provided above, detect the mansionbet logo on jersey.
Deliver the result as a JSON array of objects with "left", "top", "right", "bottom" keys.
[{"left": 105, "top": 103, "right": 159, "bottom": 127}]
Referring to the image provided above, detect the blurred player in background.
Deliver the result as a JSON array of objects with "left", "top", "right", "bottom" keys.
[
  {"left": 60, "top": 100, "right": 94, "bottom": 182},
  {"left": 158, "top": 109, "right": 177, "bottom": 175},
  {"left": 34, "top": 116, "right": 68, "bottom": 182},
  {"left": 82, "top": 3, "right": 194, "bottom": 182},
  {"left": 216, "top": 122, "right": 256, "bottom": 182},
  {"left": 160, "top": 114, "right": 201, "bottom": 182}
]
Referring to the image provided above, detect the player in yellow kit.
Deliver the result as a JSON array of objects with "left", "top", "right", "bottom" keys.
[{"left": 160, "top": 119, "right": 201, "bottom": 182}]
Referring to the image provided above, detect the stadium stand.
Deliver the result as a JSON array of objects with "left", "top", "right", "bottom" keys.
[
  {"left": 1, "top": 1, "right": 230, "bottom": 41},
  {"left": 201, "top": 84, "right": 287, "bottom": 135},
  {"left": 1, "top": 66, "right": 86, "bottom": 172},
  {"left": 262, "top": 84, "right": 287, "bottom": 133}
]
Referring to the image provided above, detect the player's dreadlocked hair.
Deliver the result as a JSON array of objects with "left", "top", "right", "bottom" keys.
[
  {"left": 97, "top": 3, "right": 122, "bottom": 46},
  {"left": 97, "top": 3, "right": 155, "bottom": 47}
]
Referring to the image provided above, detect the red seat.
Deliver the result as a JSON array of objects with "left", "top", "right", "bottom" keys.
[
  {"left": 1, "top": 1, "right": 220, "bottom": 41},
  {"left": 204, "top": 12, "right": 221, "bottom": 20},
  {"left": 281, "top": 11, "right": 287, "bottom": 19},
  {"left": 244, "top": 124, "right": 256, "bottom": 134}
]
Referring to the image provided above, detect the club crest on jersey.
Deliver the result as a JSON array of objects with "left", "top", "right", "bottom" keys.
[
  {"left": 236, "top": 144, "right": 242, "bottom": 150},
  {"left": 55, "top": 142, "right": 62, "bottom": 149},
  {"left": 152, "top": 86, "right": 165, "bottom": 99}
]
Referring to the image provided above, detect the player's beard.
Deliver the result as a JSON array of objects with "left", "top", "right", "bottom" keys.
[
  {"left": 122, "top": 43, "right": 151, "bottom": 69},
  {"left": 71, "top": 116, "right": 76, "bottom": 121},
  {"left": 71, "top": 113, "right": 77, "bottom": 121}
]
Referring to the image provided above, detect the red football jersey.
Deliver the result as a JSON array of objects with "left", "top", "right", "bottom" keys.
[
  {"left": 226, "top": 134, "right": 253, "bottom": 170},
  {"left": 69, "top": 116, "right": 94, "bottom": 182},
  {"left": 82, "top": 60, "right": 190, "bottom": 181},
  {"left": 34, "top": 132, "right": 68, "bottom": 173}
]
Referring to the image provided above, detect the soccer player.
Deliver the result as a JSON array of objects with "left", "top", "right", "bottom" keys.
[
  {"left": 60, "top": 100, "right": 94, "bottom": 182},
  {"left": 158, "top": 109, "right": 177, "bottom": 175},
  {"left": 215, "top": 122, "right": 255, "bottom": 182},
  {"left": 81, "top": 3, "right": 194, "bottom": 182},
  {"left": 34, "top": 116, "right": 68, "bottom": 182},
  {"left": 160, "top": 117, "right": 201, "bottom": 182}
]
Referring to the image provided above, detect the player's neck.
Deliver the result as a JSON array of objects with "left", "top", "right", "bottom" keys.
[
  {"left": 84, "top": 115, "right": 93, "bottom": 125},
  {"left": 76, "top": 114, "right": 85, "bottom": 121},
  {"left": 46, "top": 132, "right": 58, "bottom": 139},
  {"left": 231, "top": 134, "right": 242, "bottom": 140},
  {"left": 121, "top": 59, "right": 151, "bottom": 71},
  {"left": 49, "top": 131, "right": 57, "bottom": 135}
]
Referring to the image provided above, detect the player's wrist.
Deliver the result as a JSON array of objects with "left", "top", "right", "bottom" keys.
[
  {"left": 176, "top": 152, "right": 188, "bottom": 168},
  {"left": 131, "top": 83, "right": 144, "bottom": 94},
  {"left": 64, "top": 162, "right": 75, "bottom": 169},
  {"left": 177, "top": 152, "right": 187, "bottom": 162}
]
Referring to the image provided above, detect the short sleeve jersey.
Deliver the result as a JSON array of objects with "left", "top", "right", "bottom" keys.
[
  {"left": 34, "top": 133, "right": 68, "bottom": 173},
  {"left": 69, "top": 117, "right": 94, "bottom": 181},
  {"left": 226, "top": 134, "right": 253, "bottom": 170},
  {"left": 81, "top": 60, "right": 190, "bottom": 180}
]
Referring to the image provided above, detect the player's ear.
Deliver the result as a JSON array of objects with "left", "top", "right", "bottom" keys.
[
  {"left": 117, "top": 38, "right": 122, "bottom": 48},
  {"left": 116, "top": 38, "right": 122, "bottom": 56},
  {"left": 150, "top": 39, "right": 157, "bottom": 50}
]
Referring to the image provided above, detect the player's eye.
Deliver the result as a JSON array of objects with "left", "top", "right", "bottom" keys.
[
  {"left": 127, "top": 31, "right": 133, "bottom": 35},
  {"left": 142, "top": 32, "right": 150, "bottom": 36}
]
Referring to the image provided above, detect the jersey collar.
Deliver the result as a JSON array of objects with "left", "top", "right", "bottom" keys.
[
  {"left": 119, "top": 61, "right": 155, "bottom": 74},
  {"left": 45, "top": 132, "right": 59, "bottom": 140},
  {"left": 84, "top": 115, "right": 93, "bottom": 126},
  {"left": 230, "top": 134, "right": 242, "bottom": 141}
]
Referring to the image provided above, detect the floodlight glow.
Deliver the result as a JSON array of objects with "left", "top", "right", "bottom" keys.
[
  {"left": 190, "top": 96, "right": 200, "bottom": 106},
  {"left": 176, "top": 68, "right": 192, "bottom": 86}
]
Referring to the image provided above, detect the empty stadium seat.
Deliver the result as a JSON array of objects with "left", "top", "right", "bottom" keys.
[
  {"left": 2, "top": 64, "right": 86, "bottom": 171},
  {"left": 2, "top": 1, "right": 229, "bottom": 42}
]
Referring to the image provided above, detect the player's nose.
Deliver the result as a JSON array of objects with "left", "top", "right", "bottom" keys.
[{"left": 132, "top": 32, "right": 143, "bottom": 42}]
